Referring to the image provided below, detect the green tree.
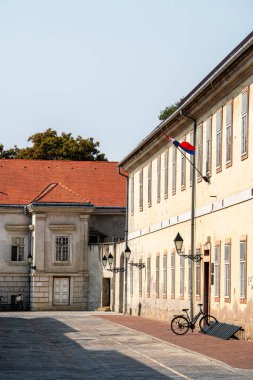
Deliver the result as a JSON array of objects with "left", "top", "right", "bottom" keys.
[
  {"left": 0, "top": 144, "right": 20, "bottom": 159},
  {"left": 0, "top": 129, "right": 107, "bottom": 161},
  {"left": 158, "top": 98, "right": 185, "bottom": 121}
]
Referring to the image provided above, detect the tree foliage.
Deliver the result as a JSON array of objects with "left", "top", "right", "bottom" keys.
[
  {"left": 0, "top": 129, "right": 107, "bottom": 161},
  {"left": 158, "top": 98, "right": 185, "bottom": 121}
]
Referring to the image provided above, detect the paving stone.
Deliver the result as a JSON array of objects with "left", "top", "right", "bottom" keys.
[{"left": 0, "top": 311, "right": 252, "bottom": 379}]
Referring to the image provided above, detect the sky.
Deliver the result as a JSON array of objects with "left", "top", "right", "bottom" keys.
[{"left": 0, "top": 0, "right": 252, "bottom": 162}]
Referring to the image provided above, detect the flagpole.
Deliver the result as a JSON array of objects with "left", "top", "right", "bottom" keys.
[{"left": 160, "top": 113, "right": 210, "bottom": 323}]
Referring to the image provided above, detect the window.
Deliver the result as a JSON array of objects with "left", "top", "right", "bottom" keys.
[
  {"left": 148, "top": 162, "right": 152, "bottom": 207},
  {"left": 226, "top": 102, "right": 233, "bottom": 165},
  {"left": 130, "top": 175, "right": 134, "bottom": 214},
  {"left": 11, "top": 236, "right": 25, "bottom": 261},
  {"left": 130, "top": 263, "right": 133, "bottom": 297},
  {"left": 162, "top": 254, "right": 167, "bottom": 296},
  {"left": 164, "top": 150, "right": 169, "bottom": 199},
  {"left": 240, "top": 239, "right": 247, "bottom": 301},
  {"left": 139, "top": 259, "right": 143, "bottom": 297},
  {"left": 157, "top": 155, "right": 161, "bottom": 202},
  {"left": 216, "top": 109, "right": 222, "bottom": 171},
  {"left": 241, "top": 90, "right": 248, "bottom": 157},
  {"left": 196, "top": 249, "right": 201, "bottom": 298},
  {"left": 171, "top": 252, "right": 175, "bottom": 298},
  {"left": 181, "top": 139, "right": 186, "bottom": 189},
  {"left": 156, "top": 255, "right": 160, "bottom": 298},
  {"left": 188, "top": 255, "right": 192, "bottom": 297},
  {"left": 190, "top": 132, "right": 194, "bottom": 184},
  {"left": 214, "top": 243, "right": 220, "bottom": 300},
  {"left": 139, "top": 169, "right": 143, "bottom": 211},
  {"left": 224, "top": 242, "right": 231, "bottom": 301},
  {"left": 172, "top": 146, "right": 177, "bottom": 194},
  {"left": 180, "top": 256, "right": 184, "bottom": 299},
  {"left": 147, "top": 257, "right": 151, "bottom": 297},
  {"left": 55, "top": 236, "right": 70, "bottom": 262},
  {"left": 206, "top": 118, "right": 212, "bottom": 176},
  {"left": 197, "top": 125, "right": 203, "bottom": 181}
]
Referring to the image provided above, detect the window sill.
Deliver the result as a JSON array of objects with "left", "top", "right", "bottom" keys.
[
  {"left": 52, "top": 262, "right": 71, "bottom": 266},
  {"left": 214, "top": 297, "right": 220, "bottom": 302},
  {"left": 241, "top": 153, "right": 248, "bottom": 161},
  {"left": 240, "top": 297, "right": 247, "bottom": 304},
  {"left": 8, "top": 261, "right": 27, "bottom": 266},
  {"left": 216, "top": 166, "right": 222, "bottom": 174},
  {"left": 224, "top": 297, "right": 231, "bottom": 303},
  {"left": 226, "top": 161, "right": 232, "bottom": 169}
]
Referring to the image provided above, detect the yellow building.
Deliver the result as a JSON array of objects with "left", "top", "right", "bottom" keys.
[{"left": 118, "top": 31, "right": 253, "bottom": 339}]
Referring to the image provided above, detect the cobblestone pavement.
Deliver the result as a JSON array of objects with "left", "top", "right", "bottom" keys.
[
  {"left": 0, "top": 311, "right": 252, "bottom": 380},
  {"left": 99, "top": 314, "right": 253, "bottom": 370}
]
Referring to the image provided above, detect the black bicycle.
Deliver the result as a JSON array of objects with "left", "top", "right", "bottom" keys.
[{"left": 171, "top": 303, "right": 218, "bottom": 335}]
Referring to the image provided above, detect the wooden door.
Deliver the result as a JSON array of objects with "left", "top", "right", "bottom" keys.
[{"left": 53, "top": 278, "right": 70, "bottom": 305}]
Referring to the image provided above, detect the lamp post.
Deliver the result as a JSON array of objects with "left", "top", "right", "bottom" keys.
[
  {"left": 27, "top": 253, "right": 36, "bottom": 311},
  {"left": 174, "top": 231, "right": 202, "bottom": 324},
  {"left": 102, "top": 247, "right": 131, "bottom": 314},
  {"left": 124, "top": 245, "right": 131, "bottom": 314}
]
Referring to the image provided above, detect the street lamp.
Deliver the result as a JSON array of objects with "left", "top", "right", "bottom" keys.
[
  {"left": 174, "top": 233, "right": 202, "bottom": 262},
  {"left": 102, "top": 252, "right": 126, "bottom": 273},
  {"left": 174, "top": 232, "right": 184, "bottom": 255}
]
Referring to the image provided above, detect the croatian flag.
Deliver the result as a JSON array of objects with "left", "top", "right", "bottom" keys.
[{"left": 162, "top": 131, "right": 195, "bottom": 155}]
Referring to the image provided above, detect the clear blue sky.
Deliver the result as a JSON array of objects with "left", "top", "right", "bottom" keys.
[{"left": 0, "top": 0, "right": 252, "bottom": 161}]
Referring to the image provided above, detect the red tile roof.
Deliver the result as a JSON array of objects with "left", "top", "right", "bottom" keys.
[{"left": 0, "top": 159, "right": 126, "bottom": 207}]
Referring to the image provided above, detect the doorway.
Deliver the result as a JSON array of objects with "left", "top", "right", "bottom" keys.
[
  {"left": 203, "top": 262, "right": 210, "bottom": 315},
  {"left": 102, "top": 278, "right": 110, "bottom": 307},
  {"left": 53, "top": 277, "right": 70, "bottom": 306}
]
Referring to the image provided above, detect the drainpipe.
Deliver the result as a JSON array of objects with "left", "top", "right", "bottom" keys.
[
  {"left": 24, "top": 206, "right": 33, "bottom": 311},
  {"left": 180, "top": 111, "right": 197, "bottom": 323},
  {"left": 118, "top": 167, "right": 129, "bottom": 314}
]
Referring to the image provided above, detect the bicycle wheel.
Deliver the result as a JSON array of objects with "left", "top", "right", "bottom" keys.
[
  {"left": 199, "top": 315, "right": 218, "bottom": 333},
  {"left": 171, "top": 316, "right": 189, "bottom": 335}
]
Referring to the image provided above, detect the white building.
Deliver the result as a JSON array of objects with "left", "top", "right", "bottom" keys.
[
  {"left": 118, "top": 32, "right": 253, "bottom": 339},
  {"left": 0, "top": 159, "right": 126, "bottom": 311}
]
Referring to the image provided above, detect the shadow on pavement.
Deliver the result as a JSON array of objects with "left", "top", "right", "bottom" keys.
[{"left": 0, "top": 316, "right": 173, "bottom": 379}]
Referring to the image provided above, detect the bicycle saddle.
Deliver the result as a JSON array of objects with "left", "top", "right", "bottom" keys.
[
  {"left": 197, "top": 303, "right": 203, "bottom": 306},
  {"left": 182, "top": 308, "right": 189, "bottom": 311}
]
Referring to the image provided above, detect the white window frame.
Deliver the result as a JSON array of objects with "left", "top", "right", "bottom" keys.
[
  {"left": 180, "top": 256, "right": 184, "bottom": 298},
  {"left": 139, "top": 168, "right": 143, "bottom": 211},
  {"left": 214, "top": 244, "right": 220, "bottom": 299},
  {"left": 226, "top": 101, "right": 233, "bottom": 165},
  {"left": 162, "top": 254, "right": 167, "bottom": 296},
  {"left": 156, "top": 255, "right": 160, "bottom": 298},
  {"left": 206, "top": 118, "right": 212, "bottom": 176},
  {"left": 171, "top": 252, "right": 175, "bottom": 298},
  {"left": 147, "top": 257, "right": 151, "bottom": 297},
  {"left": 216, "top": 109, "right": 222, "bottom": 170},
  {"left": 224, "top": 243, "right": 231, "bottom": 300},
  {"left": 157, "top": 155, "right": 161, "bottom": 202},
  {"left": 164, "top": 150, "right": 169, "bottom": 199},
  {"left": 172, "top": 146, "right": 177, "bottom": 194},
  {"left": 54, "top": 235, "right": 71, "bottom": 263},
  {"left": 148, "top": 162, "right": 152, "bottom": 207},
  {"left": 240, "top": 240, "right": 247, "bottom": 300},
  {"left": 241, "top": 90, "right": 248, "bottom": 157},
  {"left": 11, "top": 236, "right": 25, "bottom": 262},
  {"left": 130, "top": 175, "right": 134, "bottom": 215},
  {"left": 197, "top": 124, "right": 203, "bottom": 181}
]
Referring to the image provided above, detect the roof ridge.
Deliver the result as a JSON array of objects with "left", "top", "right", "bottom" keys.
[
  {"left": 57, "top": 182, "right": 90, "bottom": 203},
  {"left": 31, "top": 183, "right": 58, "bottom": 203}
]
